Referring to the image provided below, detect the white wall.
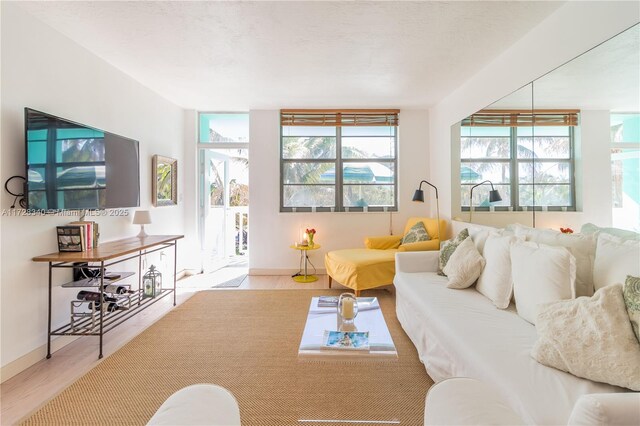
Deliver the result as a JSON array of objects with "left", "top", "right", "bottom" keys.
[
  {"left": 428, "top": 1, "right": 640, "bottom": 228},
  {"left": 0, "top": 4, "right": 185, "bottom": 380},
  {"left": 248, "top": 109, "right": 430, "bottom": 273}
]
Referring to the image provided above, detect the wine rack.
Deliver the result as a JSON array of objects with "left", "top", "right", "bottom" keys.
[
  {"left": 33, "top": 235, "right": 183, "bottom": 359},
  {"left": 64, "top": 289, "right": 170, "bottom": 335}
]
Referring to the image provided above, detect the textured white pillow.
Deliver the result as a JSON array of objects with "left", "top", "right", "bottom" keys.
[
  {"left": 593, "top": 233, "right": 640, "bottom": 291},
  {"left": 526, "top": 230, "right": 596, "bottom": 297},
  {"left": 443, "top": 237, "right": 485, "bottom": 289},
  {"left": 532, "top": 284, "right": 640, "bottom": 391},
  {"left": 476, "top": 235, "right": 518, "bottom": 309},
  {"left": 510, "top": 241, "right": 576, "bottom": 324}
]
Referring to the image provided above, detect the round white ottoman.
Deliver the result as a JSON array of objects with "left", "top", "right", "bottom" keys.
[{"left": 147, "top": 384, "right": 241, "bottom": 425}]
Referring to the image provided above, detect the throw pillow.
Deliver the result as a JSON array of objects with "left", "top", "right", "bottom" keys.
[
  {"left": 468, "top": 227, "right": 492, "bottom": 255},
  {"left": 532, "top": 284, "right": 640, "bottom": 391},
  {"left": 438, "top": 228, "right": 469, "bottom": 276},
  {"left": 581, "top": 223, "right": 640, "bottom": 241},
  {"left": 526, "top": 230, "right": 597, "bottom": 298},
  {"left": 443, "top": 237, "right": 485, "bottom": 289},
  {"left": 623, "top": 275, "right": 640, "bottom": 343},
  {"left": 476, "top": 235, "right": 519, "bottom": 309},
  {"left": 401, "top": 221, "right": 430, "bottom": 245},
  {"left": 510, "top": 241, "right": 576, "bottom": 324},
  {"left": 593, "top": 233, "right": 640, "bottom": 291}
]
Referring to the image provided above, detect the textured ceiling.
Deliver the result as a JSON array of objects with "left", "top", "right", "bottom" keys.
[{"left": 17, "top": 1, "right": 564, "bottom": 110}]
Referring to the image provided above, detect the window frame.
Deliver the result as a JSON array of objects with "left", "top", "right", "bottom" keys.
[
  {"left": 280, "top": 125, "right": 398, "bottom": 213},
  {"left": 461, "top": 126, "right": 576, "bottom": 212}
]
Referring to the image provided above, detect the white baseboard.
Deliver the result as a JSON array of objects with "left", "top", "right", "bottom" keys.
[
  {"left": 1, "top": 336, "right": 77, "bottom": 383},
  {"left": 249, "top": 268, "right": 327, "bottom": 276}
]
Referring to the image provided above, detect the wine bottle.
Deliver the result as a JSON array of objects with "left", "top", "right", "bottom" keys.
[
  {"left": 102, "top": 284, "right": 134, "bottom": 294},
  {"left": 77, "top": 290, "right": 118, "bottom": 304},
  {"left": 92, "top": 301, "right": 129, "bottom": 313}
]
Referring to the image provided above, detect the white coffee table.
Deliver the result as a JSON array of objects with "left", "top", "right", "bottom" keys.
[{"left": 298, "top": 297, "right": 398, "bottom": 359}]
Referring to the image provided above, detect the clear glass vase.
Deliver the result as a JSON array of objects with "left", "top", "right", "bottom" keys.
[{"left": 337, "top": 293, "right": 358, "bottom": 324}]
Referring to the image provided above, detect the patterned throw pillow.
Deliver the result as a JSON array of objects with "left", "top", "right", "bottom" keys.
[
  {"left": 623, "top": 275, "right": 640, "bottom": 343},
  {"left": 438, "top": 228, "right": 469, "bottom": 276},
  {"left": 401, "top": 221, "right": 431, "bottom": 245}
]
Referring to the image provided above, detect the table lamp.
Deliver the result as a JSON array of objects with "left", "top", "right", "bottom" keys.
[
  {"left": 469, "top": 180, "right": 502, "bottom": 223},
  {"left": 412, "top": 180, "right": 441, "bottom": 241},
  {"left": 133, "top": 210, "right": 152, "bottom": 238}
]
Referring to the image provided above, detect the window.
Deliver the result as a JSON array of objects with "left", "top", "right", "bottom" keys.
[
  {"left": 461, "top": 110, "right": 576, "bottom": 211},
  {"left": 280, "top": 110, "right": 398, "bottom": 212},
  {"left": 199, "top": 113, "right": 249, "bottom": 144},
  {"left": 611, "top": 113, "right": 640, "bottom": 232}
]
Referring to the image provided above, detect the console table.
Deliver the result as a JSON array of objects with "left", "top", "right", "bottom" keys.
[{"left": 33, "top": 235, "right": 183, "bottom": 359}]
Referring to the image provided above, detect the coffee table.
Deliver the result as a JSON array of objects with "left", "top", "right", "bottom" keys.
[{"left": 298, "top": 297, "right": 398, "bottom": 359}]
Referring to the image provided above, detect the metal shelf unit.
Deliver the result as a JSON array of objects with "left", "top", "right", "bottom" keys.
[
  {"left": 33, "top": 235, "right": 183, "bottom": 359},
  {"left": 60, "top": 271, "right": 136, "bottom": 288}
]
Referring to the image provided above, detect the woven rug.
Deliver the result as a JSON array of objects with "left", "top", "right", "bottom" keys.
[
  {"left": 212, "top": 274, "right": 247, "bottom": 288},
  {"left": 23, "top": 290, "right": 433, "bottom": 425}
]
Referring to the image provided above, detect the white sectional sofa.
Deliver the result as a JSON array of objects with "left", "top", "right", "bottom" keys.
[{"left": 394, "top": 222, "right": 639, "bottom": 425}]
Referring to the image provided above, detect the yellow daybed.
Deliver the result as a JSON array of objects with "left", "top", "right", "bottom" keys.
[{"left": 325, "top": 217, "right": 447, "bottom": 295}]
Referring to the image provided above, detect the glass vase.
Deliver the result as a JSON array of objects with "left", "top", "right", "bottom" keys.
[{"left": 337, "top": 293, "right": 358, "bottom": 324}]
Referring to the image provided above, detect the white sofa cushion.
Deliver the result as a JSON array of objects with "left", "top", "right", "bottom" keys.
[
  {"left": 568, "top": 393, "right": 640, "bottom": 426},
  {"left": 468, "top": 228, "right": 492, "bottom": 255},
  {"left": 506, "top": 224, "right": 596, "bottom": 297},
  {"left": 511, "top": 241, "right": 576, "bottom": 324},
  {"left": 593, "top": 234, "right": 640, "bottom": 291},
  {"left": 476, "top": 235, "right": 518, "bottom": 309},
  {"left": 532, "top": 284, "right": 640, "bottom": 391},
  {"left": 443, "top": 237, "right": 485, "bottom": 289},
  {"left": 394, "top": 269, "right": 626, "bottom": 425},
  {"left": 528, "top": 231, "right": 596, "bottom": 297}
]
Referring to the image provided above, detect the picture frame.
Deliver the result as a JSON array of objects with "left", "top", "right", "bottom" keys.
[
  {"left": 57, "top": 226, "right": 84, "bottom": 252},
  {"left": 152, "top": 155, "right": 178, "bottom": 207}
]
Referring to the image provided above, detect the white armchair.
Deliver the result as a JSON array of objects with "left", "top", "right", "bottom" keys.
[{"left": 147, "top": 384, "right": 241, "bottom": 426}]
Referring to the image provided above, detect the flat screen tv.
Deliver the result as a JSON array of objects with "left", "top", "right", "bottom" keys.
[{"left": 25, "top": 108, "right": 140, "bottom": 211}]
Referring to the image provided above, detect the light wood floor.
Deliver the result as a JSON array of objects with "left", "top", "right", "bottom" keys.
[{"left": 0, "top": 273, "right": 356, "bottom": 425}]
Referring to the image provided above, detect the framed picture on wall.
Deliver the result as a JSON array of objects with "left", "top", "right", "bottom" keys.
[{"left": 152, "top": 155, "right": 178, "bottom": 207}]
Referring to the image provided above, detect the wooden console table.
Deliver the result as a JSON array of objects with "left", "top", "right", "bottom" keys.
[{"left": 33, "top": 235, "right": 183, "bottom": 359}]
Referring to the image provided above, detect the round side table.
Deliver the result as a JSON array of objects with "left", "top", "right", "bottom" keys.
[{"left": 290, "top": 244, "right": 321, "bottom": 283}]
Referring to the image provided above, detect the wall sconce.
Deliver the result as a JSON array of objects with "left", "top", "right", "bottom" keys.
[
  {"left": 412, "top": 180, "right": 441, "bottom": 241},
  {"left": 469, "top": 180, "right": 502, "bottom": 223}
]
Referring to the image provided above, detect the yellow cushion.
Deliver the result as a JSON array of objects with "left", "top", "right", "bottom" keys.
[
  {"left": 403, "top": 217, "right": 446, "bottom": 241},
  {"left": 364, "top": 235, "right": 402, "bottom": 250},
  {"left": 397, "top": 239, "right": 440, "bottom": 252},
  {"left": 324, "top": 249, "right": 397, "bottom": 292}
]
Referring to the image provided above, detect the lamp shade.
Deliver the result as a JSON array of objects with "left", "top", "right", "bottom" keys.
[
  {"left": 489, "top": 189, "right": 502, "bottom": 203},
  {"left": 412, "top": 189, "right": 425, "bottom": 202},
  {"left": 132, "top": 210, "right": 152, "bottom": 225}
]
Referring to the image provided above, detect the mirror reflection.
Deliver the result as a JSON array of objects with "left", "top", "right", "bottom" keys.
[{"left": 453, "top": 23, "right": 639, "bottom": 232}]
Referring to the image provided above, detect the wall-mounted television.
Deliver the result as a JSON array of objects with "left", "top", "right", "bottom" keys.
[{"left": 25, "top": 108, "right": 140, "bottom": 211}]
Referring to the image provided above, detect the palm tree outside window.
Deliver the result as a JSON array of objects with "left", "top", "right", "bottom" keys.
[{"left": 460, "top": 119, "right": 576, "bottom": 212}]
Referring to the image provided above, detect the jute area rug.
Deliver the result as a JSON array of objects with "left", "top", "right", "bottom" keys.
[{"left": 23, "top": 290, "right": 433, "bottom": 425}]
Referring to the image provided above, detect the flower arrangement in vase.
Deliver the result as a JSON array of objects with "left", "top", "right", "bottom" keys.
[{"left": 305, "top": 228, "right": 317, "bottom": 246}]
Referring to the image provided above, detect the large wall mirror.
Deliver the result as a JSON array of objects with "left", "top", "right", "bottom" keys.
[{"left": 452, "top": 23, "right": 639, "bottom": 232}]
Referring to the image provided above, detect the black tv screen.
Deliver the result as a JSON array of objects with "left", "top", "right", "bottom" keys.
[{"left": 25, "top": 108, "right": 140, "bottom": 210}]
